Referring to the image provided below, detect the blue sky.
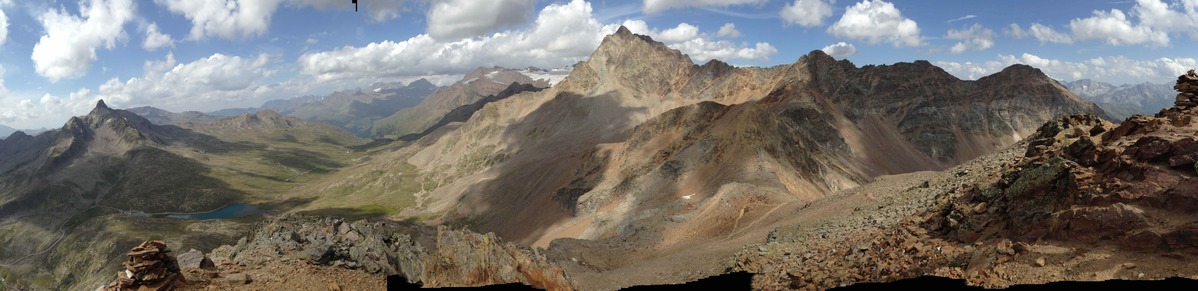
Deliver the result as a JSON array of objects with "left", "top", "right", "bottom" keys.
[{"left": 0, "top": 0, "right": 1196, "bottom": 129}]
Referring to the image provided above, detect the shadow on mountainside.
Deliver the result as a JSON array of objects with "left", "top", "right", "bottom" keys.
[
  {"left": 0, "top": 147, "right": 255, "bottom": 289},
  {"left": 397, "top": 82, "right": 543, "bottom": 143},
  {"left": 155, "top": 124, "right": 265, "bottom": 155},
  {"left": 455, "top": 91, "right": 647, "bottom": 244}
]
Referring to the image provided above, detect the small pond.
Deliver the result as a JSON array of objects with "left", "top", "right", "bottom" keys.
[{"left": 165, "top": 203, "right": 263, "bottom": 219}]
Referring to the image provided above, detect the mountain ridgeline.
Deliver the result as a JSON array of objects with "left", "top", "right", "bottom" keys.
[
  {"left": 0, "top": 100, "right": 368, "bottom": 289},
  {"left": 371, "top": 67, "right": 551, "bottom": 138},
  {"left": 0, "top": 124, "right": 17, "bottom": 139},
  {"left": 0, "top": 26, "right": 1123, "bottom": 290},
  {"left": 401, "top": 26, "right": 1106, "bottom": 251},
  {"left": 1063, "top": 79, "right": 1175, "bottom": 120}
]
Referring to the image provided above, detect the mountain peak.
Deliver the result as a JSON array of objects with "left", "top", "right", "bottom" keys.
[
  {"left": 90, "top": 99, "right": 115, "bottom": 116},
  {"left": 216, "top": 110, "right": 300, "bottom": 128},
  {"left": 804, "top": 49, "right": 833, "bottom": 60},
  {"left": 615, "top": 25, "right": 632, "bottom": 36},
  {"left": 977, "top": 63, "right": 1053, "bottom": 85},
  {"left": 997, "top": 63, "right": 1044, "bottom": 76},
  {"left": 6, "top": 130, "right": 29, "bottom": 140},
  {"left": 410, "top": 78, "right": 435, "bottom": 88},
  {"left": 557, "top": 25, "right": 694, "bottom": 93}
]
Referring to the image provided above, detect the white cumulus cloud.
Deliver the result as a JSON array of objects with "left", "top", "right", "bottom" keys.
[
  {"left": 1069, "top": 9, "right": 1169, "bottom": 47},
  {"left": 299, "top": 0, "right": 607, "bottom": 83},
  {"left": 1006, "top": 0, "right": 1198, "bottom": 47},
  {"left": 1007, "top": 23, "right": 1074, "bottom": 44},
  {"left": 945, "top": 23, "right": 994, "bottom": 54},
  {"left": 716, "top": 23, "right": 740, "bottom": 38},
  {"left": 670, "top": 39, "right": 778, "bottom": 62},
  {"left": 427, "top": 0, "right": 535, "bottom": 40},
  {"left": 299, "top": 0, "right": 778, "bottom": 85},
  {"left": 827, "top": 0, "right": 922, "bottom": 47},
  {"left": 154, "top": 0, "right": 283, "bottom": 40},
  {"left": 1132, "top": 0, "right": 1198, "bottom": 38},
  {"left": 643, "top": 0, "right": 766, "bottom": 14},
  {"left": 820, "top": 42, "right": 856, "bottom": 59},
  {"left": 31, "top": 0, "right": 135, "bottom": 82},
  {"left": 656, "top": 23, "right": 700, "bottom": 43},
  {"left": 0, "top": 8, "right": 8, "bottom": 47},
  {"left": 621, "top": 20, "right": 777, "bottom": 62},
  {"left": 143, "top": 23, "right": 174, "bottom": 51},
  {"left": 60, "top": 52, "right": 280, "bottom": 113},
  {"left": 935, "top": 53, "right": 1198, "bottom": 84},
  {"left": 781, "top": 0, "right": 834, "bottom": 28}
]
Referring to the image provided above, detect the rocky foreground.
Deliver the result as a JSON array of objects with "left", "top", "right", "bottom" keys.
[
  {"left": 99, "top": 216, "right": 573, "bottom": 290},
  {"left": 736, "top": 94, "right": 1198, "bottom": 289}
]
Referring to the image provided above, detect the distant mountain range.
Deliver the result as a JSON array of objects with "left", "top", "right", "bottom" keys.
[
  {"left": 1063, "top": 79, "right": 1174, "bottom": 119},
  {"left": 2, "top": 26, "right": 1139, "bottom": 290},
  {"left": 195, "top": 68, "right": 567, "bottom": 137},
  {"left": 126, "top": 106, "right": 221, "bottom": 125},
  {"left": 0, "top": 124, "right": 49, "bottom": 140},
  {"left": 371, "top": 67, "right": 551, "bottom": 137},
  {"left": 192, "top": 79, "right": 439, "bottom": 136},
  {"left": 0, "top": 124, "right": 15, "bottom": 139}
]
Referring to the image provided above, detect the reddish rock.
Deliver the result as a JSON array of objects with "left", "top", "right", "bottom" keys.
[
  {"left": 1128, "top": 136, "right": 1172, "bottom": 162},
  {"left": 1164, "top": 223, "right": 1198, "bottom": 255},
  {"left": 1050, "top": 203, "right": 1149, "bottom": 243},
  {"left": 1121, "top": 230, "right": 1167, "bottom": 252}
]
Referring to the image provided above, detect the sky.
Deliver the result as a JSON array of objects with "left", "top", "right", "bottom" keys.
[{"left": 0, "top": 0, "right": 1196, "bottom": 130}]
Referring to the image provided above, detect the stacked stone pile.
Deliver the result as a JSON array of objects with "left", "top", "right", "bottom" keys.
[
  {"left": 103, "top": 241, "right": 184, "bottom": 291},
  {"left": 1176, "top": 69, "right": 1198, "bottom": 109}
]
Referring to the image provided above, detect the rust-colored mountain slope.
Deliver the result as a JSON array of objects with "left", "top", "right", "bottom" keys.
[{"left": 401, "top": 27, "right": 1105, "bottom": 250}]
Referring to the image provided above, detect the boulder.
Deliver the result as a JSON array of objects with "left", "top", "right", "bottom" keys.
[{"left": 177, "top": 249, "right": 216, "bottom": 270}]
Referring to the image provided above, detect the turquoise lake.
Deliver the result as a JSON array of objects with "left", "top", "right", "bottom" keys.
[{"left": 166, "top": 203, "right": 262, "bottom": 219}]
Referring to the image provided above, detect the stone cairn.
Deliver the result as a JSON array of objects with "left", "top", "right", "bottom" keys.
[
  {"left": 103, "top": 241, "right": 184, "bottom": 291},
  {"left": 1176, "top": 69, "right": 1198, "bottom": 109}
]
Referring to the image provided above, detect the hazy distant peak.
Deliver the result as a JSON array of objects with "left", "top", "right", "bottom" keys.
[
  {"left": 0, "top": 123, "right": 17, "bottom": 140},
  {"left": 5, "top": 130, "right": 29, "bottom": 140},
  {"left": 409, "top": 78, "right": 436, "bottom": 88}
]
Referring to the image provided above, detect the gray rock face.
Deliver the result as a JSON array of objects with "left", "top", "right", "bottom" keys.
[
  {"left": 216, "top": 215, "right": 574, "bottom": 289},
  {"left": 177, "top": 249, "right": 216, "bottom": 270}
]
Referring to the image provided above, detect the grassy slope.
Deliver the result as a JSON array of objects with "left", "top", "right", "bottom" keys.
[
  {"left": 287, "top": 140, "right": 428, "bottom": 220},
  {"left": 0, "top": 119, "right": 377, "bottom": 290}
]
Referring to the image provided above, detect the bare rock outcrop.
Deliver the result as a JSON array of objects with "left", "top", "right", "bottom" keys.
[
  {"left": 735, "top": 72, "right": 1198, "bottom": 289},
  {"left": 939, "top": 82, "right": 1198, "bottom": 252},
  {"left": 176, "top": 249, "right": 216, "bottom": 270},
  {"left": 207, "top": 215, "right": 574, "bottom": 290}
]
